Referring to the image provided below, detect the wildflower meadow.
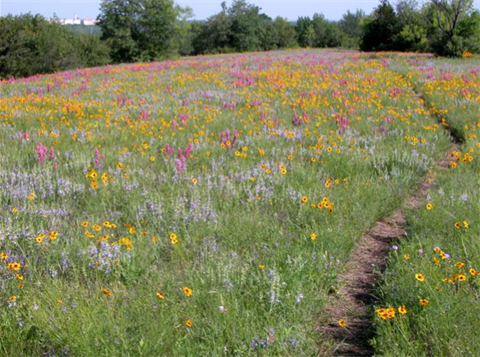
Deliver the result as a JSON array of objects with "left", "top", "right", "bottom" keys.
[{"left": 0, "top": 50, "right": 479, "bottom": 356}]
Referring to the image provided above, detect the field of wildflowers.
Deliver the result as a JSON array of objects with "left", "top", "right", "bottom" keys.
[
  {"left": 374, "top": 58, "right": 480, "bottom": 356},
  {"left": 0, "top": 50, "right": 477, "bottom": 356}
]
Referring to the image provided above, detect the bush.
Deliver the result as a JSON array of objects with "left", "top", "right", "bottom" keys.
[{"left": 0, "top": 14, "right": 111, "bottom": 79}]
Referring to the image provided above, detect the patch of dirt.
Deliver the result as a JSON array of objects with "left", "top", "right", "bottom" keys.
[{"left": 317, "top": 144, "right": 459, "bottom": 356}]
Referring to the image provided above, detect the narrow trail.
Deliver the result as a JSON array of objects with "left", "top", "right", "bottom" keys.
[{"left": 316, "top": 75, "right": 462, "bottom": 356}]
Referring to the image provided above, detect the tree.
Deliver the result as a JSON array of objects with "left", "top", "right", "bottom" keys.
[
  {"left": 97, "top": 0, "right": 186, "bottom": 62},
  {"left": 296, "top": 17, "right": 314, "bottom": 47},
  {"left": 425, "top": 0, "right": 479, "bottom": 56},
  {"left": 395, "top": 0, "right": 429, "bottom": 51},
  {"left": 455, "top": 9, "right": 480, "bottom": 53},
  {"left": 339, "top": 9, "right": 365, "bottom": 47},
  {"left": 228, "top": 0, "right": 264, "bottom": 52},
  {"left": 360, "top": 0, "right": 400, "bottom": 51},
  {"left": 311, "top": 14, "right": 342, "bottom": 48},
  {"left": 273, "top": 17, "right": 298, "bottom": 49},
  {"left": 429, "top": 0, "right": 474, "bottom": 37},
  {"left": 0, "top": 14, "right": 109, "bottom": 79},
  {"left": 193, "top": 5, "right": 232, "bottom": 54}
]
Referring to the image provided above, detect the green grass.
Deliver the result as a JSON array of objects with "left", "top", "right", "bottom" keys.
[{"left": 0, "top": 50, "right": 473, "bottom": 356}]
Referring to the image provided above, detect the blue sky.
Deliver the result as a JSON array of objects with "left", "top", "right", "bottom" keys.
[{"left": 1, "top": 0, "right": 479, "bottom": 21}]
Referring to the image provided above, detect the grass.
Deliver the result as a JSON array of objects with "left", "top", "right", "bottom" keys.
[
  {"left": 0, "top": 50, "right": 475, "bottom": 356},
  {"left": 373, "top": 57, "right": 480, "bottom": 356}
]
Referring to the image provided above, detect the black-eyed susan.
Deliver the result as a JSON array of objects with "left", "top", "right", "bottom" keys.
[
  {"left": 185, "top": 319, "right": 193, "bottom": 327},
  {"left": 426, "top": 203, "right": 433, "bottom": 210},
  {"left": 398, "top": 306, "right": 407, "bottom": 315},
  {"left": 300, "top": 196, "right": 308, "bottom": 204},
  {"left": 338, "top": 319, "right": 347, "bottom": 328}
]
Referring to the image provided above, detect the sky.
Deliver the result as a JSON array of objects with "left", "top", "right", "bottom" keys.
[{"left": 1, "top": 0, "right": 480, "bottom": 21}]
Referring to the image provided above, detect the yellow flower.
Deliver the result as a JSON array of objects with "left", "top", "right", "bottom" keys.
[
  {"left": 9, "top": 295, "right": 17, "bottom": 301},
  {"left": 300, "top": 196, "right": 308, "bottom": 204},
  {"left": 415, "top": 273, "right": 425, "bottom": 282},
  {"left": 338, "top": 319, "right": 347, "bottom": 328},
  {"left": 8, "top": 262, "right": 21, "bottom": 271},
  {"left": 310, "top": 233, "right": 318, "bottom": 241},
  {"left": 182, "top": 286, "right": 193, "bottom": 297},
  {"left": 185, "top": 319, "right": 193, "bottom": 327},
  {"left": 420, "top": 298, "right": 429, "bottom": 306},
  {"left": 156, "top": 292, "right": 165, "bottom": 299},
  {"left": 426, "top": 203, "right": 432, "bottom": 210},
  {"left": 101, "top": 289, "right": 112, "bottom": 297},
  {"left": 398, "top": 306, "right": 407, "bottom": 315}
]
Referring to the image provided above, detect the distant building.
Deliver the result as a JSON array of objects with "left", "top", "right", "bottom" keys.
[
  {"left": 57, "top": 13, "right": 97, "bottom": 26},
  {"left": 82, "top": 18, "right": 97, "bottom": 26}
]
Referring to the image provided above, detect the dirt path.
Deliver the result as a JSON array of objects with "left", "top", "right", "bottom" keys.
[{"left": 317, "top": 78, "right": 461, "bottom": 356}]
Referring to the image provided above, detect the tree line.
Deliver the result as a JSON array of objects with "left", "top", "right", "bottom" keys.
[{"left": 1, "top": 0, "right": 479, "bottom": 79}]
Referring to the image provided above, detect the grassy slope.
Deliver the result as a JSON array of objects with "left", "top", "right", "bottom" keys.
[{"left": 0, "top": 51, "right": 453, "bottom": 356}]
